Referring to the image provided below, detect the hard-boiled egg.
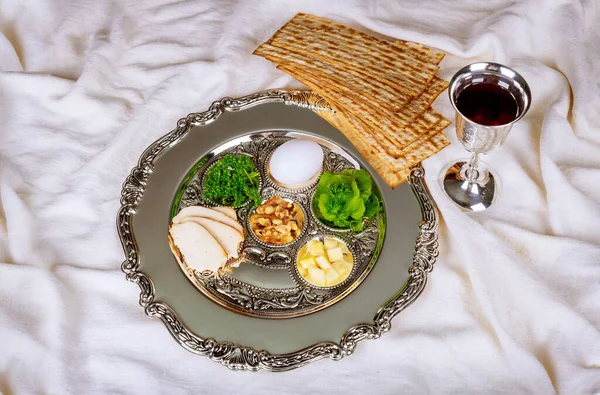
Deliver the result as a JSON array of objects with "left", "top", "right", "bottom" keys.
[{"left": 268, "top": 139, "right": 323, "bottom": 188}]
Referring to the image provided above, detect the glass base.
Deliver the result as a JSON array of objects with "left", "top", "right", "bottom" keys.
[{"left": 441, "top": 161, "right": 497, "bottom": 212}]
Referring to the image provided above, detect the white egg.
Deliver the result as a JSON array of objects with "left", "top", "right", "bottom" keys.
[{"left": 269, "top": 139, "right": 323, "bottom": 188}]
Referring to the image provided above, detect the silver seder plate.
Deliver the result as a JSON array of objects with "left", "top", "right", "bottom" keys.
[
  {"left": 173, "top": 132, "right": 385, "bottom": 318},
  {"left": 118, "top": 90, "right": 440, "bottom": 371}
]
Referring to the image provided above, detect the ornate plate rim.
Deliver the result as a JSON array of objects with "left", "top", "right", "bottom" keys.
[{"left": 117, "top": 90, "right": 439, "bottom": 372}]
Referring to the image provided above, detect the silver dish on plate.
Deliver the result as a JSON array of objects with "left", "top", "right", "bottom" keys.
[
  {"left": 173, "top": 132, "right": 385, "bottom": 318},
  {"left": 117, "top": 90, "right": 440, "bottom": 371}
]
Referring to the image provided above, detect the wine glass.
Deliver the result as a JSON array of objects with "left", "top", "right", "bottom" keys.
[{"left": 441, "top": 62, "right": 531, "bottom": 212}]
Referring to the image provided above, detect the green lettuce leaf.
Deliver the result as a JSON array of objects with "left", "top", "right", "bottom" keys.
[
  {"left": 340, "top": 169, "right": 372, "bottom": 201},
  {"left": 343, "top": 185, "right": 366, "bottom": 220},
  {"left": 364, "top": 193, "right": 380, "bottom": 218},
  {"left": 313, "top": 169, "right": 381, "bottom": 230}
]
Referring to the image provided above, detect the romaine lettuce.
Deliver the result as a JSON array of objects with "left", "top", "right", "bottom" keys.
[{"left": 313, "top": 169, "right": 381, "bottom": 231}]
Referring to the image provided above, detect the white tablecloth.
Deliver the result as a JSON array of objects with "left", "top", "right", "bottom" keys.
[{"left": 1, "top": 0, "right": 599, "bottom": 393}]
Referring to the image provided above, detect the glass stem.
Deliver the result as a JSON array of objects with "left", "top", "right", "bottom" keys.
[{"left": 466, "top": 152, "right": 479, "bottom": 182}]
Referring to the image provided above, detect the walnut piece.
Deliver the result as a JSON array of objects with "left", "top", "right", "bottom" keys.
[{"left": 250, "top": 196, "right": 304, "bottom": 245}]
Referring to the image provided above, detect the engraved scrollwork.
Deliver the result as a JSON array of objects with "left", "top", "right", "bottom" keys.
[
  {"left": 196, "top": 270, "right": 325, "bottom": 312},
  {"left": 180, "top": 179, "right": 204, "bottom": 208},
  {"left": 266, "top": 251, "right": 291, "bottom": 263},
  {"left": 242, "top": 246, "right": 266, "bottom": 260},
  {"left": 340, "top": 323, "right": 381, "bottom": 354},
  {"left": 236, "top": 137, "right": 281, "bottom": 161},
  {"left": 260, "top": 186, "right": 277, "bottom": 198},
  {"left": 349, "top": 217, "right": 380, "bottom": 256},
  {"left": 294, "top": 193, "right": 308, "bottom": 205},
  {"left": 118, "top": 90, "right": 439, "bottom": 371},
  {"left": 408, "top": 167, "right": 438, "bottom": 273},
  {"left": 239, "top": 241, "right": 288, "bottom": 269},
  {"left": 323, "top": 151, "right": 355, "bottom": 173},
  {"left": 260, "top": 186, "right": 308, "bottom": 206}
]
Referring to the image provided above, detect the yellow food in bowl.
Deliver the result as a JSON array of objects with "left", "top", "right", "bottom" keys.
[{"left": 296, "top": 237, "right": 353, "bottom": 287}]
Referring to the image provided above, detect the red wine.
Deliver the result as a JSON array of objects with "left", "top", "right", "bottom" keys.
[{"left": 455, "top": 83, "right": 518, "bottom": 126}]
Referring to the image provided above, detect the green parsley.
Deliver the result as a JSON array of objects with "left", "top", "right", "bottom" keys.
[{"left": 203, "top": 154, "right": 261, "bottom": 207}]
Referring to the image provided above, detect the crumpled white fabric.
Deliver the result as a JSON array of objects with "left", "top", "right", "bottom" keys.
[{"left": 1, "top": 0, "right": 599, "bottom": 393}]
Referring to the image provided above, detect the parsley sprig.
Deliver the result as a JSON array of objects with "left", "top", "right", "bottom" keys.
[{"left": 203, "top": 154, "right": 261, "bottom": 207}]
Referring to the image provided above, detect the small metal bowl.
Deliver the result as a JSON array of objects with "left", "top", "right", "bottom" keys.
[
  {"left": 246, "top": 196, "right": 307, "bottom": 249},
  {"left": 264, "top": 149, "right": 323, "bottom": 192},
  {"left": 292, "top": 236, "right": 357, "bottom": 290},
  {"left": 200, "top": 152, "right": 263, "bottom": 209}
]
